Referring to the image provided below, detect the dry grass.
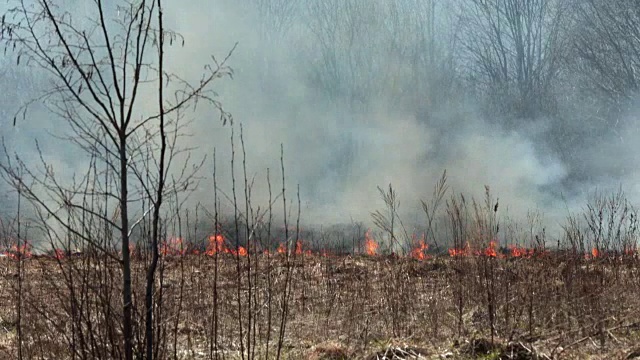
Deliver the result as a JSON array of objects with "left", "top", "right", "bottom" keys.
[{"left": 1, "top": 251, "right": 639, "bottom": 359}]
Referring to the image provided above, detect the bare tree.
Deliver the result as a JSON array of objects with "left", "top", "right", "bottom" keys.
[
  {"left": 0, "top": 1, "right": 233, "bottom": 358},
  {"left": 303, "top": 0, "right": 458, "bottom": 116},
  {"left": 569, "top": 0, "right": 640, "bottom": 104},
  {"left": 236, "top": 0, "right": 302, "bottom": 96},
  {"left": 459, "top": 0, "right": 568, "bottom": 120},
  {"left": 250, "top": 0, "right": 301, "bottom": 41},
  {"left": 304, "top": 0, "right": 381, "bottom": 110}
]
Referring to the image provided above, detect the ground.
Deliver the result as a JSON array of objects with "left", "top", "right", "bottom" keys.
[{"left": 0, "top": 252, "right": 639, "bottom": 359}]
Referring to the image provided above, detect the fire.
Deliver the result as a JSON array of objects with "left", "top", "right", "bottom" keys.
[
  {"left": 508, "top": 244, "right": 534, "bottom": 258},
  {"left": 54, "top": 249, "right": 66, "bottom": 260},
  {"left": 410, "top": 234, "right": 429, "bottom": 261},
  {"left": 161, "top": 237, "right": 186, "bottom": 256},
  {"left": 591, "top": 247, "right": 600, "bottom": 258},
  {"left": 206, "top": 234, "right": 226, "bottom": 255},
  {"left": 294, "top": 240, "right": 312, "bottom": 255},
  {"left": 483, "top": 241, "right": 498, "bottom": 257},
  {"left": 204, "top": 234, "right": 248, "bottom": 257},
  {"left": 233, "top": 246, "right": 247, "bottom": 257},
  {"left": 2, "top": 242, "right": 33, "bottom": 260},
  {"left": 273, "top": 240, "right": 312, "bottom": 256},
  {"left": 448, "top": 248, "right": 465, "bottom": 257},
  {"left": 449, "top": 242, "right": 471, "bottom": 257},
  {"left": 364, "top": 229, "right": 378, "bottom": 256},
  {"left": 277, "top": 243, "right": 287, "bottom": 254},
  {"left": 447, "top": 241, "right": 505, "bottom": 258},
  {"left": 295, "top": 240, "right": 303, "bottom": 255}
]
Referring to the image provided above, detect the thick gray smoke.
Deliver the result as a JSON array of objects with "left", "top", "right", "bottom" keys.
[
  {"left": 161, "top": 1, "right": 569, "bottom": 229},
  {"left": 1, "top": 0, "right": 638, "bottom": 241}
]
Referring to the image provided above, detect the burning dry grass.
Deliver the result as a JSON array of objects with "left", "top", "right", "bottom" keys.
[{"left": 1, "top": 250, "right": 640, "bottom": 359}]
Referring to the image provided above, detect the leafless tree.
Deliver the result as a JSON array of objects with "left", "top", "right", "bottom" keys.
[
  {"left": 236, "top": 0, "right": 302, "bottom": 95},
  {"left": 0, "top": 1, "right": 233, "bottom": 358},
  {"left": 569, "top": 0, "right": 640, "bottom": 104},
  {"left": 303, "top": 0, "right": 458, "bottom": 117},
  {"left": 304, "top": 0, "right": 380, "bottom": 110},
  {"left": 459, "top": 0, "right": 568, "bottom": 120},
  {"left": 250, "top": 0, "right": 301, "bottom": 41}
]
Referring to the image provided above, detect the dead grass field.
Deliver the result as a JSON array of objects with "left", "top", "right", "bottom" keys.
[{"left": 1, "top": 251, "right": 639, "bottom": 359}]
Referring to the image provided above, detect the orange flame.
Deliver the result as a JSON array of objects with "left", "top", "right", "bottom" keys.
[
  {"left": 277, "top": 243, "right": 287, "bottom": 254},
  {"left": 295, "top": 240, "right": 303, "bottom": 255},
  {"left": 506, "top": 244, "right": 535, "bottom": 258},
  {"left": 410, "top": 234, "right": 429, "bottom": 261},
  {"left": 232, "top": 246, "right": 247, "bottom": 257},
  {"left": 483, "top": 241, "right": 497, "bottom": 257},
  {"left": 449, "top": 242, "right": 471, "bottom": 257},
  {"left": 204, "top": 234, "right": 248, "bottom": 256},
  {"left": 364, "top": 230, "right": 378, "bottom": 256},
  {"left": 161, "top": 237, "right": 186, "bottom": 256},
  {"left": 3, "top": 242, "right": 32, "bottom": 260},
  {"left": 206, "top": 234, "right": 226, "bottom": 255}
]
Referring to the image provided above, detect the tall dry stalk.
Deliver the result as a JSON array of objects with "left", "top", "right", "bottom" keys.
[
  {"left": 372, "top": 184, "right": 410, "bottom": 254},
  {"left": 446, "top": 193, "right": 470, "bottom": 338},
  {"left": 421, "top": 170, "right": 448, "bottom": 252}
]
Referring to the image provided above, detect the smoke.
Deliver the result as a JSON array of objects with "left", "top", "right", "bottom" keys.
[
  {"left": 159, "top": 0, "right": 570, "bottom": 230},
  {"left": 1, "top": 0, "right": 639, "bottom": 243}
]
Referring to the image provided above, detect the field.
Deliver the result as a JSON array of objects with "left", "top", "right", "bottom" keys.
[{"left": 1, "top": 247, "right": 640, "bottom": 359}]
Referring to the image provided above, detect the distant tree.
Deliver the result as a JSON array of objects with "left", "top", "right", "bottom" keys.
[
  {"left": 251, "top": 0, "right": 302, "bottom": 40},
  {"left": 304, "top": 0, "right": 381, "bottom": 110},
  {"left": 569, "top": 0, "right": 640, "bottom": 104},
  {"left": 241, "top": 0, "right": 303, "bottom": 94},
  {"left": 459, "top": 0, "right": 568, "bottom": 120},
  {"left": 304, "top": 0, "right": 458, "bottom": 115}
]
